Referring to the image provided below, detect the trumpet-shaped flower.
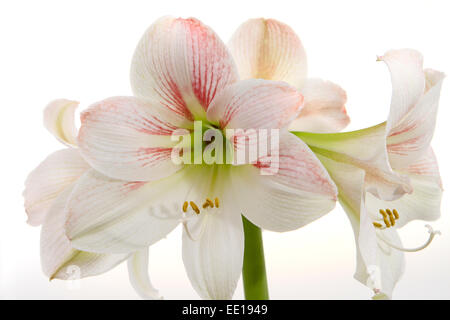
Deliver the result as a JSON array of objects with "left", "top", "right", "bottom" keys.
[
  {"left": 228, "top": 18, "right": 350, "bottom": 133},
  {"left": 294, "top": 49, "right": 444, "bottom": 298},
  {"left": 61, "top": 17, "right": 338, "bottom": 299},
  {"left": 24, "top": 99, "right": 161, "bottom": 299}
]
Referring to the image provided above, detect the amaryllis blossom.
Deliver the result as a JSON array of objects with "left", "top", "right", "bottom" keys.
[
  {"left": 228, "top": 18, "right": 350, "bottom": 133},
  {"left": 59, "top": 16, "right": 339, "bottom": 299},
  {"left": 24, "top": 99, "right": 161, "bottom": 299},
  {"left": 294, "top": 49, "right": 444, "bottom": 298}
]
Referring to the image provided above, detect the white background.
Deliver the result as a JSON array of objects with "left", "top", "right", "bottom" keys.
[{"left": 1, "top": 0, "right": 449, "bottom": 299}]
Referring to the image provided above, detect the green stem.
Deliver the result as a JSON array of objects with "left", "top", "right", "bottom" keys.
[{"left": 242, "top": 216, "right": 269, "bottom": 300}]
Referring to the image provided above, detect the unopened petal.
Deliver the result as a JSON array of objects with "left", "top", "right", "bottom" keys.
[
  {"left": 228, "top": 18, "right": 307, "bottom": 89},
  {"left": 44, "top": 99, "right": 79, "bottom": 147},
  {"left": 128, "top": 248, "right": 162, "bottom": 300}
]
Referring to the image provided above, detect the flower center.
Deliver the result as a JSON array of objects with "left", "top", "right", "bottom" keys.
[
  {"left": 172, "top": 121, "right": 233, "bottom": 166},
  {"left": 372, "top": 208, "right": 399, "bottom": 229},
  {"left": 182, "top": 198, "right": 220, "bottom": 215},
  {"left": 181, "top": 197, "right": 220, "bottom": 241}
]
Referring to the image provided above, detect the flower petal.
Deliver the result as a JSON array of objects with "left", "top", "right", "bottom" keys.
[
  {"left": 130, "top": 16, "right": 238, "bottom": 119},
  {"left": 128, "top": 248, "right": 162, "bottom": 300},
  {"left": 232, "top": 132, "right": 337, "bottom": 232},
  {"left": 44, "top": 99, "right": 79, "bottom": 147},
  {"left": 379, "top": 49, "right": 426, "bottom": 133},
  {"left": 24, "top": 149, "right": 89, "bottom": 226},
  {"left": 41, "top": 186, "right": 128, "bottom": 280},
  {"left": 228, "top": 18, "right": 307, "bottom": 89},
  {"left": 387, "top": 69, "right": 445, "bottom": 169},
  {"left": 399, "top": 147, "right": 442, "bottom": 187},
  {"left": 78, "top": 96, "right": 190, "bottom": 182},
  {"left": 366, "top": 148, "right": 442, "bottom": 228},
  {"left": 289, "top": 78, "right": 350, "bottom": 133},
  {"left": 65, "top": 168, "right": 196, "bottom": 253},
  {"left": 357, "top": 217, "right": 405, "bottom": 299},
  {"left": 182, "top": 180, "right": 244, "bottom": 300},
  {"left": 296, "top": 124, "right": 412, "bottom": 201},
  {"left": 321, "top": 155, "right": 404, "bottom": 299},
  {"left": 207, "top": 79, "right": 303, "bottom": 130}
]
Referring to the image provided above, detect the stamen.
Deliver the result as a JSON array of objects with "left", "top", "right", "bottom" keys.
[
  {"left": 373, "top": 222, "right": 383, "bottom": 229},
  {"left": 206, "top": 198, "right": 214, "bottom": 207},
  {"left": 378, "top": 225, "right": 441, "bottom": 252},
  {"left": 383, "top": 217, "right": 391, "bottom": 228},
  {"left": 190, "top": 201, "right": 200, "bottom": 214},
  {"left": 376, "top": 208, "right": 401, "bottom": 229},
  {"left": 214, "top": 197, "right": 220, "bottom": 208},
  {"left": 181, "top": 197, "right": 221, "bottom": 241},
  {"left": 386, "top": 209, "right": 396, "bottom": 226},
  {"left": 392, "top": 209, "right": 399, "bottom": 220}
]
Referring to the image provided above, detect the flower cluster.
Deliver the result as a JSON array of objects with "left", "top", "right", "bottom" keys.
[{"left": 24, "top": 17, "right": 444, "bottom": 300}]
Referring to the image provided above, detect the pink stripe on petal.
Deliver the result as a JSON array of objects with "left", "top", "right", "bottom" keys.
[
  {"left": 78, "top": 97, "right": 187, "bottom": 182},
  {"left": 232, "top": 133, "right": 337, "bottom": 232},
  {"left": 207, "top": 79, "right": 303, "bottom": 130},
  {"left": 131, "top": 17, "right": 238, "bottom": 118},
  {"left": 254, "top": 133, "right": 338, "bottom": 198}
]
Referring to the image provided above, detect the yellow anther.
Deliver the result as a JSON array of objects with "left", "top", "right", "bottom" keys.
[
  {"left": 393, "top": 209, "right": 399, "bottom": 220},
  {"left": 182, "top": 201, "right": 188, "bottom": 213},
  {"left": 190, "top": 201, "right": 200, "bottom": 214},
  {"left": 386, "top": 209, "right": 396, "bottom": 226},
  {"left": 389, "top": 215, "right": 396, "bottom": 226},
  {"left": 206, "top": 198, "right": 214, "bottom": 207},
  {"left": 379, "top": 209, "right": 387, "bottom": 218},
  {"left": 383, "top": 217, "right": 391, "bottom": 228},
  {"left": 214, "top": 197, "right": 220, "bottom": 208},
  {"left": 202, "top": 202, "right": 210, "bottom": 209},
  {"left": 373, "top": 222, "right": 383, "bottom": 229}
]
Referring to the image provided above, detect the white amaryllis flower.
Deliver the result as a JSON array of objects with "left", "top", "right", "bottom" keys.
[
  {"left": 228, "top": 18, "right": 350, "bottom": 133},
  {"left": 295, "top": 49, "right": 444, "bottom": 299},
  {"left": 60, "top": 16, "right": 339, "bottom": 299},
  {"left": 24, "top": 99, "right": 161, "bottom": 299}
]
